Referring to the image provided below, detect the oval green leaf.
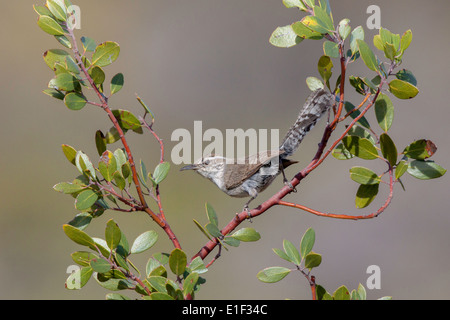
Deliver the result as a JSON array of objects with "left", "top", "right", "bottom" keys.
[
  {"left": 111, "top": 73, "right": 124, "bottom": 95},
  {"left": 342, "top": 136, "right": 379, "bottom": 160},
  {"left": 37, "top": 15, "right": 65, "bottom": 35},
  {"left": 64, "top": 92, "right": 87, "bottom": 111},
  {"left": 300, "top": 228, "right": 315, "bottom": 259},
  {"left": 91, "top": 41, "right": 120, "bottom": 67},
  {"left": 350, "top": 166, "right": 381, "bottom": 185},
  {"left": 283, "top": 239, "right": 301, "bottom": 265},
  {"left": 257, "top": 267, "right": 291, "bottom": 283},
  {"left": 380, "top": 133, "right": 398, "bottom": 166},
  {"left": 389, "top": 79, "right": 419, "bottom": 99},
  {"left": 356, "top": 39, "right": 378, "bottom": 72},
  {"left": 75, "top": 189, "right": 99, "bottom": 211},
  {"left": 355, "top": 184, "right": 379, "bottom": 209},
  {"left": 131, "top": 230, "right": 158, "bottom": 254},
  {"left": 269, "top": 25, "right": 303, "bottom": 48},
  {"left": 407, "top": 160, "right": 447, "bottom": 180},
  {"left": 169, "top": 249, "right": 187, "bottom": 276},
  {"left": 375, "top": 94, "right": 394, "bottom": 132},
  {"left": 231, "top": 228, "right": 261, "bottom": 242}
]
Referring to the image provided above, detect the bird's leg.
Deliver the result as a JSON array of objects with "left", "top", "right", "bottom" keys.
[
  {"left": 280, "top": 165, "right": 297, "bottom": 193},
  {"left": 242, "top": 196, "right": 256, "bottom": 223}
]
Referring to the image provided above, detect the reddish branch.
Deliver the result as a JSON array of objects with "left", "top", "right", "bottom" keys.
[{"left": 65, "top": 25, "right": 181, "bottom": 250}]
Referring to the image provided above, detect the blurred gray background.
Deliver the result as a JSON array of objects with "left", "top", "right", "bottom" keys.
[{"left": 1, "top": 0, "right": 449, "bottom": 299}]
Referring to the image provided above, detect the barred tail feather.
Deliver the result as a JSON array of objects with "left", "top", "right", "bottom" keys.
[{"left": 280, "top": 89, "right": 335, "bottom": 157}]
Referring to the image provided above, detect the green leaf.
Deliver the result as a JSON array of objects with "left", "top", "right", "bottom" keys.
[
  {"left": 396, "top": 69, "right": 417, "bottom": 87},
  {"left": 37, "top": 15, "right": 65, "bottom": 35},
  {"left": 318, "top": 55, "right": 333, "bottom": 88},
  {"left": 89, "top": 66, "right": 105, "bottom": 86},
  {"left": 64, "top": 92, "right": 86, "bottom": 111},
  {"left": 342, "top": 136, "right": 379, "bottom": 160},
  {"left": 34, "top": 4, "right": 54, "bottom": 17},
  {"left": 356, "top": 39, "right": 378, "bottom": 72},
  {"left": 205, "top": 203, "right": 218, "bottom": 227},
  {"left": 193, "top": 219, "right": 212, "bottom": 241},
  {"left": 355, "top": 184, "right": 379, "bottom": 208},
  {"left": 151, "top": 162, "right": 171, "bottom": 185},
  {"left": 55, "top": 35, "right": 72, "bottom": 49},
  {"left": 350, "top": 167, "right": 381, "bottom": 185},
  {"left": 231, "top": 228, "right": 261, "bottom": 242},
  {"left": 338, "top": 18, "right": 351, "bottom": 40},
  {"left": 292, "top": 21, "right": 323, "bottom": 40},
  {"left": 403, "top": 140, "right": 437, "bottom": 160},
  {"left": 395, "top": 160, "right": 408, "bottom": 180},
  {"left": 95, "top": 130, "right": 107, "bottom": 156},
  {"left": 75, "top": 189, "right": 99, "bottom": 211},
  {"left": 304, "top": 252, "right": 322, "bottom": 269},
  {"left": 106, "top": 293, "right": 131, "bottom": 300},
  {"left": 105, "top": 219, "right": 121, "bottom": 250},
  {"left": 333, "top": 285, "right": 350, "bottom": 300},
  {"left": 357, "top": 283, "right": 367, "bottom": 300},
  {"left": 323, "top": 41, "right": 340, "bottom": 58},
  {"left": 75, "top": 151, "right": 96, "bottom": 179},
  {"left": 316, "top": 285, "right": 332, "bottom": 300},
  {"left": 110, "top": 73, "right": 124, "bottom": 95},
  {"left": 302, "top": 16, "right": 329, "bottom": 34},
  {"left": 71, "top": 251, "right": 99, "bottom": 267},
  {"left": 183, "top": 272, "right": 199, "bottom": 297},
  {"left": 313, "top": 5, "right": 334, "bottom": 32},
  {"left": 332, "top": 143, "right": 354, "bottom": 160},
  {"left": 272, "top": 248, "right": 293, "bottom": 263},
  {"left": 283, "top": 240, "right": 301, "bottom": 265},
  {"left": 347, "top": 126, "right": 375, "bottom": 144},
  {"left": 205, "top": 223, "right": 222, "bottom": 238},
  {"left": 47, "top": 0, "right": 67, "bottom": 21},
  {"left": 81, "top": 36, "right": 96, "bottom": 52},
  {"left": 300, "top": 228, "right": 315, "bottom": 259},
  {"left": 49, "top": 73, "right": 81, "bottom": 92},
  {"left": 380, "top": 133, "right": 398, "bottom": 166},
  {"left": 349, "top": 26, "right": 365, "bottom": 55},
  {"left": 169, "top": 249, "right": 187, "bottom": 276},
  {"left": 306, "top": 76, "right": 324, "bottom": 91},
  {"left": 223, "top": 236, "right": 240, "bottom": 247},
  {"left": 91, "top": 41, "right": 120, "bottom": 67},
  {"left": 188, "top": 257, "right": 208, "bottom": 275},
  {"left": 400, "top": 29, "right": 412, "bottom": 53},
  {"left": 131, "top": 231, "right": 158, "bottom": 254},
  {"left": 53, "top": 182, "right": 84, "bottom": 194},
  {"left": 95, "top": 273, "right": 134, "bottom": 291},
  {"left": 68, "top": 213, "right": 92, "bottom": 230},
  {"left": 407, "top": 160, "right": 447, "bottom": 180},
  {"left": 63, "top": 224, "right": 96, "bottom": 248},
  {"left": 43, "top": 88, "right": 65, "bottom": 100},
  {"left": 375, "top": 93, "right": 394, "bottom": 132},
  {"left": 257, "top": 267, "right": 291, "bottom": 283},
  {"left": 43, "top": 49, "right": 76, "bottom": 72},
  {"left": 373, "top": 34, "right": 384, "bottom": 51},
  {"left": 344, "top": 101, "right": 371, "bottom": 128},
  {"left": 283, "top": 0, "right": 307, "bottom": 10},
  {"left": 66, "top": 266, "right": 93, "bottom": 290},
  {"left": 99, "top": 150, "right": 117, "bottom": 182},
  {"left": 269, "top": 25, "right": 303, "bottom": 48},
  {"left": 90, "top": 258, "right": 112, "bottom": 273},
  {"left": 112, "top": 109, "right": 141, "bottom": 131},
  {"left": 389, "top": 79, "right": 419, "bottom": 99}
]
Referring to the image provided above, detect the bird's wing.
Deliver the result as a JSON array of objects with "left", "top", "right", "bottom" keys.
[{"left": 224, "top": 150, "right": 284, "bottom": 190}]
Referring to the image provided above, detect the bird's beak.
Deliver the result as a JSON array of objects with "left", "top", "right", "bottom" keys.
[{"left": 180, "top": 164, "right": 198, "bottom": 171}]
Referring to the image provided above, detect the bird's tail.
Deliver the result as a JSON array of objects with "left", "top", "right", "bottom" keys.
[{"left": 279, "top": 89, "right": 335, "bottom": 157}]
